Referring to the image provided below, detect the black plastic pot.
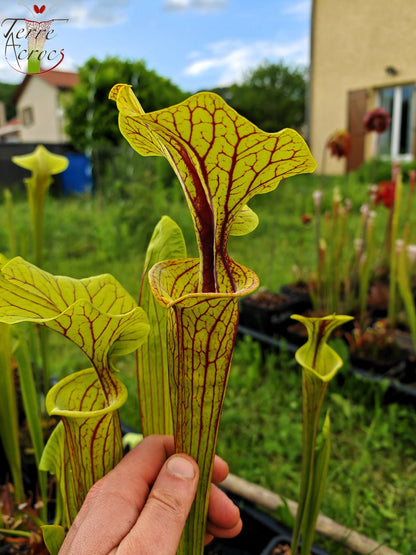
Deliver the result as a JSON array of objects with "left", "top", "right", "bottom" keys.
[
  {"left": 278, "top": 319, "right": 308, "bottom": 347},
  {"left": 279, "top": 283, "right": 312, "bottom": 305},
  {"left": 349, "top": 352, "right": 408, "bottom": 375},
  {"left": 261, "top": 534, "right": 330, "bottom": 555},
  {"left": 0, "top": 540, "right": 35, "bottom": 554},
  {"left": 240, "top": 291, "right": 310, "bottom": 337},
  {"left": 205, "top": 494, "right": 287, "bottom": 554},
  {"left": 0, "top": 440, "right": 9, "bottom": 486},
  {"left": 349, "top": 360, "right": 416, "bottom": 406},
  {"left": 205, "top": 492, "right": 330, "bottom": 555}
]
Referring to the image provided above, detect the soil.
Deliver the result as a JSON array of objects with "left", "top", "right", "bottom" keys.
[
  {"left": 367, "top": 279, "right": 389, "bottom": 313},
  {"left": 244, "top": 291, "right": 292, "bottom": 308},
  {"left": 280, "top": 281, "right": 310, "bottom": 297},
  {"left": 270, "top": 544, "right": 292, "bottom": 554},
  {"left": 0, "top": 543, "right": 35, "bottom": 554}
]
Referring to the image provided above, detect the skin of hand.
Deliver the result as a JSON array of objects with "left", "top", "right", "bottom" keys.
[{"left": 59, "top": 435, "right": 242, "bottom": 554}]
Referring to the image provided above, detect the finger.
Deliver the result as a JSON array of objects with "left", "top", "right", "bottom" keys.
[
  {"left": 206, "top": 484, "right": 242, "bottom": 540},
  {"left": 206, "top": 515, "right": 243, "bottom": 542},
  {"left": 211, "top": 455, "right": 229, "bottom": 483},
  {"left": 60, "top": 435, "right": 175, "bottom": 555},
  {"left": 116, "top": 454, "right": 199, "bottom": 555},
  {"left": 60, "top": 435, "right": 232, "bottom": 554}
]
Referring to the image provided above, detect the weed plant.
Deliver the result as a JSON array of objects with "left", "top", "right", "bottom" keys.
[{"left": 1, "top": 159, "right": 415, "bottom": 553}]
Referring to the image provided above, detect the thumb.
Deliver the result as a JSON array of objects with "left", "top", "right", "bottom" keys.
[{"left": 117, "top": 454, "right": 199, "bottom": 555}]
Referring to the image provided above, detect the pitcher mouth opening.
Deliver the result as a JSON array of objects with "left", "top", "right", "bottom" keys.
[
  {"left": 149, "top": 257, "right": 260, "bottom": 309},
  {"left": 46, "top": 368, "right": 128, "bottom": 418}
]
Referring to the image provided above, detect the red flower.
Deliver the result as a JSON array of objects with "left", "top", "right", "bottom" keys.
[
  {"left": 326, "top": 130, "right": 351, "bottom": 158},
  {"left": 301, "top": 213, "right": 312, "bottom": 224},
  {"left": 363, "top": 107, "right": 391, "bottom": 133},
  {"left": 374, "top": 180, "right": 395, "bottom": 208}
]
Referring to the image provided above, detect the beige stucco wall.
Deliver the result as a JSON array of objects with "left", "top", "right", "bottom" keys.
[
  {"left": 17, "top": 77, "right": 68, "bottom": 143},
  {"left": 310, "top": 0, "right": 416, "bottom": 174}
]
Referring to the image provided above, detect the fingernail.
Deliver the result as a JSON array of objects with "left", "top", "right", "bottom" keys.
[{"left": 167, "top": 456, "right": 195, "bottom": 480}]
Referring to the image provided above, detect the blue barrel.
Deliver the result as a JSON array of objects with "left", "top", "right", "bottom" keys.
[{"left": 61, "top": 153, "right": 93, "bottom": 195}]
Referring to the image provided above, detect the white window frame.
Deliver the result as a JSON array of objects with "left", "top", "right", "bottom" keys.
[{"left": 376, "top": 84, "right": 414, "bottom": 161}]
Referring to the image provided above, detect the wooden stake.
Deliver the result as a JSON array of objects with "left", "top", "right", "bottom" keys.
[{"left": 220, "top": 474, "right": 400, "bottom": 555}]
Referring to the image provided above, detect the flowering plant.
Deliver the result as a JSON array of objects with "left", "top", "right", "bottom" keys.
[
  {"left": 326, "top": 129, "right": 351, "bottom": 159},
  {"left": 373, "top": 180, "right": 396, "bottom": 209},
  {"left": 363, "top": 107, "right": 392, "bottom": 134}
]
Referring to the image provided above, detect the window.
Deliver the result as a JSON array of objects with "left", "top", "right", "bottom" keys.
[
  {"left": 377, "top": 84, "right": 414, "bottom": 159},
  {"left": 21, "top": 106, "right": 34, "bottom": 127}
]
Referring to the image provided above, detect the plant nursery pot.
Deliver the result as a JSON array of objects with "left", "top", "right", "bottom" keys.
[
  {"left": 366, "top": 278, "right": 389, "bottom": 319},
  {"left": 0, "top": 540, "right": 40, "bottom": 554},
  {"left": 0, "top": 432, "right": 51, "bottom": 501},
  {"left": 0, "top": 441, "right": 9, "bottom": 486},
  {"left": 279, "top": 318, "right": 308, "bottom": 346},
  {"left": 279, "top": 282, "right": 311, "bottom": 301},
  {"left": 205, "top": 492, "right": 330, "bottom": 555},
  {"left": 240, "top": 291, "right": 309, "bottom": 336},
  {"left": 349, "top": 352, "right": 408, "bottom": 375},
  {"left": 402, "top": 356, "right": 416, "bottom": 385},
  {"left": 260, "top": 534, "right": 330, "bottom": 555},
  {"left": 349, "top": 357, "right": 416, "bottom": 407},
  {"left": 205, "top": 493, "right": 288, "bottom": 554}
]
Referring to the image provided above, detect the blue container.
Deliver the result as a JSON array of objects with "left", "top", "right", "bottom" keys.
[{"left": 61, "top": 153, "right": 92, "bottom": 195}]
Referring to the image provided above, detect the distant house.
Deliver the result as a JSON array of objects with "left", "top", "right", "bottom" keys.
[
  {"left": 14, "top": 71, "right": 79, "bottom": 143},
  {"left": 0, "top": 101, "right": 20, "bottom": 143},
  {"left": 0, "top": 118, "right": 21, "bottom": 143},
  {"left": 309, "top": 0, "right": 416, "bottom": 174}
]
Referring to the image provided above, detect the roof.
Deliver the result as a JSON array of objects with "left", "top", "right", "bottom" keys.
[
  {"left": 37, "top": 71, "right": 79, "bottom": 88},
  {"left": 14, "top": 71, "right": 79, "bottom": 104},
  {"left": 0, "top": 118, "right": 21, "bottom": 137}
]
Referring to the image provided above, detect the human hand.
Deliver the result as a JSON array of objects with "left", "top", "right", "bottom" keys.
[{"left": 59, "top": 434, "right": 242, "bottom": 554}]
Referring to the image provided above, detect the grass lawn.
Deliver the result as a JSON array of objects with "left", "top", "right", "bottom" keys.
[{"left": 1, "top": 164, "right": 415, "bottom": 554}]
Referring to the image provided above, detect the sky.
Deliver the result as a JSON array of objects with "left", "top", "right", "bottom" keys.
[{"left": 0, "top": 0, "right": 311, "bottom": 93}]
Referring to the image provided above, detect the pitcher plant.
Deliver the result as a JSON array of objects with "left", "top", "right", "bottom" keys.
[
  {"left": 110, "top": 84, "right": 317, "bottom": 553},
  {"left": 0, "top": 256, "right": 149, "bottom": 539}
]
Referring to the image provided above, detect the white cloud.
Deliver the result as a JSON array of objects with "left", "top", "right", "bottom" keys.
[
  {"left": 56, "top": 54, "right": 78, "bottom": 73},
  {"left": 0, "top": 58, "right": 24, "bottom": 84},
  {"left": 164, "top": 0, "right": 189, "bottom": 10},
  {"left": 66, "top": 1, "right": 130, "bottom": 28},
  {"left": 164, "top": 0, "right": 227, "bottom": 12},
  {"left": 282, "top": 1, "right": 311, "bottom": 18},
  {"left": 184, "top": 37, "right": 309, "bottom": 86}
]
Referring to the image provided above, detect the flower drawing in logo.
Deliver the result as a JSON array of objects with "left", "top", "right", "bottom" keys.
[{"left": 1, "top": 3, "right": 68, "bottom": 75}]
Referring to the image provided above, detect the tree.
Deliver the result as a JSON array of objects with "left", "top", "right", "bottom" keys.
[
  {"left": 64, "top": 57, "right": 187, "bottom": 152},
  {"left": 212, "top": 61, "right": 306, "bottom": 133},
  {"left": 0, "top": 83, "right": 18, "bottom": 120}
]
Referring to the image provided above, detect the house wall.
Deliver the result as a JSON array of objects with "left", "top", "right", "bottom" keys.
[
  {"left": 310, "top": 0, "right": 416, "bottom": 174},
  {"left": 0, "top": 102, "right": 6, "bottom": 127},
  {"left": 17, "top": 78, "right": 68, "bottom": 143}
]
